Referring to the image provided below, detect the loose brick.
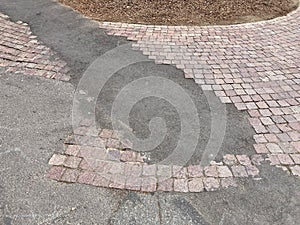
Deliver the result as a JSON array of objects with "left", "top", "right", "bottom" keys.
[
  {"left": 61, "top": 169, "right": 79, "bottom": 183},
  {"left": 47, "top": 166, "right": 65, "bottom": 180},
  {"left": 277, "top": 154, "right": 294, "bottom": 165},
  {"left": 204, "top": 166, "right": 218, "bottom": 177},
  {"left": 106, "top": 138, "right": 120, "bottom": 149},
  {"left": 266, "top": 143, "right": 283, "bottom": 153},
  {"left": 49, "top": 154, "right": 67, "bottom": 166},
  {"left": 78, "top": 159, "right": 93, "bottom": 171},
  {"left": 63, "top": 156, "right": 82, "bottom": 169},
  {"left": 157, "top": 178, "right": 173, "bottom": 192},
  {"left": 254, "top": 134, "right": 267, "bottom": 143},
  {"left": 253, "top": 144, "right": 269, "bottom": 154},
  {"left": 174, "top": 179, "right": 189, "bottom": 192},
  {"left": 203, "top": 178, "right": 220, "bottom": 191},
  {"left": 172, "top": 166, "right": 187, "bottom": 178},
  {"left": 217, "top": 166, "right": 233, "bottom": 177},
  {"left": 77, "top": 171, "right": 96, "bottom": 184},
  {"left": 65, "top": 145, "right": 80, "bottom": 156},
  {"left": 187, "top": 165, "right": 203, "bottom": 178},
  {"left": 188, "top": 178, "right": 204, "bottom": 192}
]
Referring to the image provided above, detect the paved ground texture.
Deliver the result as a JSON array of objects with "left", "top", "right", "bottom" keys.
[
  {"left": 48, "top": 3, "right": 300, "bottom": 192},
  {"left": 0, "top": 0, "right": 300, "bottom": 224}
]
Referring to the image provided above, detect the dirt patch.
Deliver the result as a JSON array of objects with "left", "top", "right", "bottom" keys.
[{"left": 59, "top": 0, "right": 299, "bottom": 26}]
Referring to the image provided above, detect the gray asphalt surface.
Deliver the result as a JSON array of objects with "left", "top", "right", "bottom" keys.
[
  {"left": 0, "top": 71, "right": 125, "bottom": 224},
  {"left": 0, "top": 0, "right": 300, "bottom": 224}
]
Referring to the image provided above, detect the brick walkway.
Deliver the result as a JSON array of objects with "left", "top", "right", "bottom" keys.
[
  {"left": 48, "top": 120, "right": 262, "bottom": 192},
  {"left": 47, "top": 6, "right": 300, "bottom": 193},
  {"left": 0, "top": 13, "right": 70, "bottom": 81},
  {"left": 1, "top": 6, "right": 299, "bottom": 193}
]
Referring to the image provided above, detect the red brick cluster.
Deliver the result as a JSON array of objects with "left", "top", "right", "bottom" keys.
[
  {"left": 0, "top": 13, "right": 70, "bottom": 81},
  {"left": 47, "top": 119, "right": 263, "bottom": 193}
]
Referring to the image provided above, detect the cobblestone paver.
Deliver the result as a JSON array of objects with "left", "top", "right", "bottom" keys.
[
  {"left": 48, "top": 120, "right": 262, "bottom": 192},
  {"left": 0, "top": 13, "right": 70, "bottom": 81}
]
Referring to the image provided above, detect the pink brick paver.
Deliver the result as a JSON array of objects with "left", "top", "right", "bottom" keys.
[
  {"left": 47, "top": 122, "right": 260, "bottom": 193},
  {"left": 0, "top": 13, "right": 70, "bottom": 81}
]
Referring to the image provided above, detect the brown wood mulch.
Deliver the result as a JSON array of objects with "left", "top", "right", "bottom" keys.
[{"left": 59, "top": 0, "right": 299, "bottom": 25}]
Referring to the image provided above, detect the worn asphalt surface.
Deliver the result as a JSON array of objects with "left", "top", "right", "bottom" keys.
[{"left": 0, "top": 0, "right": 300, "bottom": 224}]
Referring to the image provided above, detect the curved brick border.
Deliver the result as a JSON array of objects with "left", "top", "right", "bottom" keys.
[{"left": 0, "top": 13, "right": 70, "bottom": 81}]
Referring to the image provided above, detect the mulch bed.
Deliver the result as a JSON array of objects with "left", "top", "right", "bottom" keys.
[{"left": 59, "top": 0, "right": 298, "bottom": 25}]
